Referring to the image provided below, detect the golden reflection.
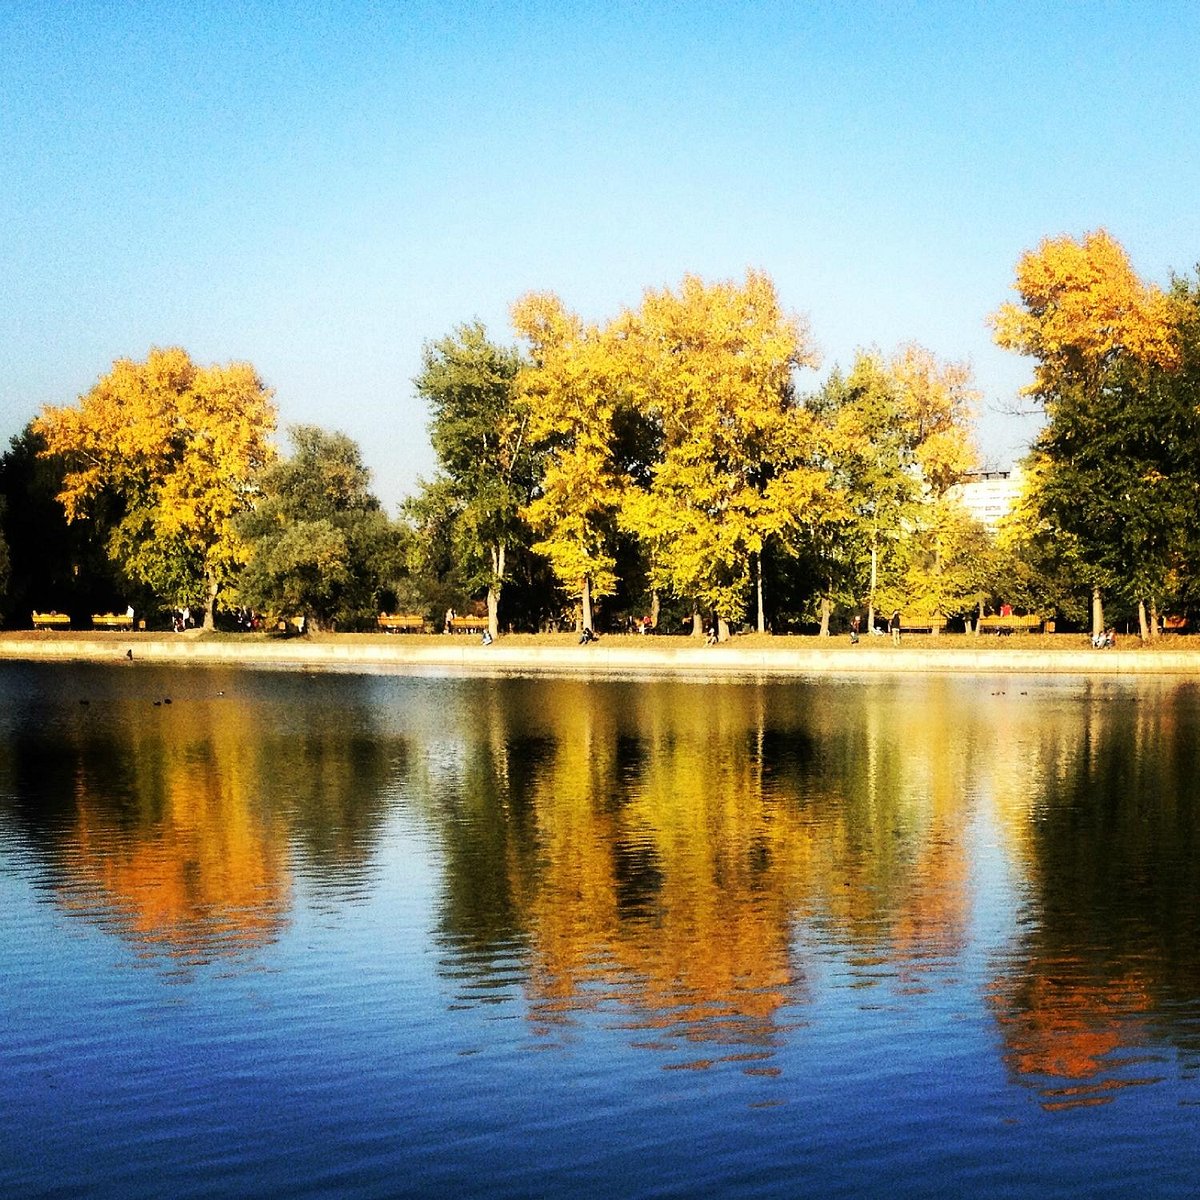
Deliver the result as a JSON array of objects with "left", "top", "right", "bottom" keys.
[
  {"left": 56, "top": 697, "right": 290, "bottom": 961},
  {"left": 18, "top": 667, "right": 1200, "bottom": 1101},
  {"left": 435, "top": 678, "right": 991, "bottom": 1065},
  {"left": 26, "top": 678, "right": 399, "bottom": 966},
  {"left": 427, "top": 675, "right": 1200, "bottom": 1097},
  {"left": 797, "top": 677, "right": 976, "bottom": 966},
  {"left": 523, "top": 686, "right": 803, "bottom": 1048}
]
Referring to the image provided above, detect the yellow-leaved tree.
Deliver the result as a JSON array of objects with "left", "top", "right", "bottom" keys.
[
  {"left": 619, "top": 270, "right": 826, "bottom": 638},
  {"left": 511, "top": 294, "right": 627, "bottom": 632},
  {"left": 990, "top": 228, "right": 1180, "bottom": 404},
  {"left": 33, "top": 347, "right": 276, "bottom": 628}
]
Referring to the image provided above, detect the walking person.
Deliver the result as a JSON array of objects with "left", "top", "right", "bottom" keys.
[{"left": 890, "top": 609, "right": 901, "bottom": 645}]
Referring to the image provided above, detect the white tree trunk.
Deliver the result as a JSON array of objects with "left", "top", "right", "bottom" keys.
[
  {"left": 756, "top": 554, "right": 766, "bottom": 634},
  {"left": 203, "top": 570, "right": 218, "bottom": 631},
  {"left": 582, "top": 575, "right": 594, "bottom": 632},
  {"left": 867, "top": 540, "right": 878, "bottom": 633},
  {"left": 487, "top": 542, "right": 505, "bottom": 638},
  {"left": 1092, "top": 586, "right": 1104, "bottom": 640}
]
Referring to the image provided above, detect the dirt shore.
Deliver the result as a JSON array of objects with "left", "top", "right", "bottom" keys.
[{"left": 1, "top": 630, "right": 1199, "bottom": 677}]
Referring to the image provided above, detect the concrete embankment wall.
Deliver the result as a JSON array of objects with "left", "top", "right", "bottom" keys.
[{"left": 1, "top": 636, "right": 1198, "bottom": 678}]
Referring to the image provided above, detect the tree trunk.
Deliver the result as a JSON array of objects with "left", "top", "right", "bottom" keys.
[
  {"left": 487, "top": 542, "right": 505, "bottom": 638},
  {"left": 650, "top": 589, "right": 660, "bottom": 630},
  {"left": 1138, "top": 599, "right": 1149, "bottom": 642},
  {"left": 1092, "top": 586, "right": 1104, "bottom": 640},
  {"left": 1150, "top": 599, "right": 1160, "bottom": 641},
  {"left": 819, "top": 592, "right": 831, "bottom": 637},
  {"left": 692, "top": 605, "right": 704, "bottom": 637},
  {"left": 203, "top": 570, "right": 218, "bottom": 631},
  {"left": 867, "top": 540, "right": 878, "bottom": 633},
  {"left": 487, "top": 586, "right": 499, "bottom": 638},
  {"left": 756, "top": 553, "right": 766, "bottom": 634},
  {"left": 974, "top": 599, "right": 984, "bottom": 637},
  {"left": 718, "top": 617, "right": 730, "bottom": 642},
  {"left": 582, "top": 575, "right": 594, "bottom": 632}
]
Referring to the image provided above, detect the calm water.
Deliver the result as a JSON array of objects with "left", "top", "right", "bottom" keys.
[{"left": 3, "top": 662, "right": 1200, "bottom": 1198}]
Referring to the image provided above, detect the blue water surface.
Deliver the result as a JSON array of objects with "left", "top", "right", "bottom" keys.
[{"left": 2, "top": 662, "right": 1200, "bottom": 1197}]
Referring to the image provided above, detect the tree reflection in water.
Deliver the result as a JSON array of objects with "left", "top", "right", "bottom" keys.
[
  {"left": 0, "top": 666, "right": 399, "bottom": 969},
  {"left": 429, "top": 676, "right": 990, "bottom": 1072},
  {"left": 986, "top": 679, "right": 1200, "bottom": 1108},
  {"left": 5, "top": 666, "right": 1200, "bottom": 1109}
]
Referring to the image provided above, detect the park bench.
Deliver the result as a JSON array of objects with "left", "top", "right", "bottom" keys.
[
  {"left": 92, "top": 612, "right": 135, "bottom": 630},
  {"left": 899, "top": 615, "right": 945, "bottom": 634},
  {"left": 978, "top": 614, "right": 1044, "bottom": 635},
  {"left": 377, "top": 613, "right": 426, "bottom": 634},
  {"left": 32, "top": 611, "right": 70, "bottom": 630},
  {"left": 449, "top": 615, "right": 489, "bottom": 635}
]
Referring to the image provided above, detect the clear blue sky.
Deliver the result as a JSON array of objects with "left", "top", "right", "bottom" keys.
[{"left": 3, "top": 1, "right": 1198, "bottom": 511}]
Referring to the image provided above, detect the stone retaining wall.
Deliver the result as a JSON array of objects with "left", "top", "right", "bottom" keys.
[{"left": 0, "top": 637, "right": 1196, "bottom": 677}]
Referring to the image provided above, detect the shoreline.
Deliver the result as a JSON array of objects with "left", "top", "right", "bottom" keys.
[{"left": 2, "top": 632, "right": 1199, "bottom": 677}]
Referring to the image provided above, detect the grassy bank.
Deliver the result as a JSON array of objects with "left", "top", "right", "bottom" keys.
[
  {"left": 5, "top": 628, "right": 1185, "bottom": 651},
  {"left": 1, "top": 627, "right": 1199, "bottom": 678}
]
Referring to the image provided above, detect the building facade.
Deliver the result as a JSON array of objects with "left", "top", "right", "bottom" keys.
[{"left": 947, "top": 468, "right": 1023, "bottom": 531}]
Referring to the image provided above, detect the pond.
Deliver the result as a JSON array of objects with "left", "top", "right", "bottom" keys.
[{"left": 2, "top": 662, "right": 1200, "bottom": 1197}]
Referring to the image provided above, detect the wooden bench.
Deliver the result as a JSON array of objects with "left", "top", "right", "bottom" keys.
[
  {"left": 377, "top": 613, "right": 425, "bottom": 634},
  {"left": 449, "top": 615, "right": 489, "bottom": 635},
  {"left": 92, "top": 612, "right": 134, "bottom": 630},
  {"left": 978, "top": 614, "right": 1044, "bottom": 635},
  {"left": 899, "top": 616, "right": 945, "bottom": 634},
  {"left": 32, "top": 611, "right": 70, "bottom": 630}
]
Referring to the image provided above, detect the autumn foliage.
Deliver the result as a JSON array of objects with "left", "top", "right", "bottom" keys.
[
  {"left": 33, "top": 347, "right": 275, "bottom": 627},
  {"left": 13, "top": 229, "right": 1199, "bottom": 636},
  {"left": 991, "top": 228, "right": 1180, "bottom": 401}
]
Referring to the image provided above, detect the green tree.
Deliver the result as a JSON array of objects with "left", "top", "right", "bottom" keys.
[
  {"left": 1028, "top": 355, "right": 1197, "bottom": 638},
  {"left": 413, "top": 322, "right": 536, "bottom": 638},
  {"left": 0, "top": 424, "right": 130, "bottom": 626},
  {"left": 33, "top": 347, "right": 276, "bottom": 628},
  {"left": 992, "top": 488, "right": 1091, "bottom": 630},
  {"left": 898, "top": 499, "right": 996, "bottom": 631},
  {"left": 399, "top": 477, "right": 474, "bottom": 624},
  {"left": 0, "top": 500, "right": 10, "bottom": 623},
  {"left": 236, "top": 425, "right": 401, "bottom": 630},
  {"left": 1167, "top": 274, "right": 1200, "bottom": 619},
  {"left": 817, "top": 346, "right": 978, "bottom": 630}
]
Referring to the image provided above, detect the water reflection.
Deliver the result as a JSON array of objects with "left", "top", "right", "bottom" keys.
[
  {"left": 4, "top": 666, "right": 1200, "bottom": 1110},
  {"left": 986, "top": 680, "right": 1200, "bottom": 1108},
  {"left": 420, "top": 675, "right": 1200, "bottom": 1103},
  {"left": 427, "top": 678, "right": 995, "bottom": 1073},
  {"left": 0, "top": 666, "right": 400, "bottom": 966}
]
